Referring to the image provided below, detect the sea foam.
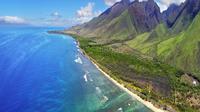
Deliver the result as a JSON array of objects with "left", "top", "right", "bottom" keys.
[
  {"left": 102, "top": 95, "right": 109, "bottom": 102},
  {"left": 74, "top": 57, "right": 83, "bottom": 64},
  {"left": 117, "top": 107, "right": 123, "bottom": 112},
  {"left": 83, "top": 74, "right": 88, "bottom": 82}
]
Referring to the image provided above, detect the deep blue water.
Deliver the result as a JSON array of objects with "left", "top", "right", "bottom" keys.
[{"left": 0, "top": 27, "right": 152, "bottom": 112}]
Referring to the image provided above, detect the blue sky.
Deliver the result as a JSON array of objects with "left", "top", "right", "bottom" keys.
[{"left": 0, "top": 0, "right": 185, "bottom": 27}]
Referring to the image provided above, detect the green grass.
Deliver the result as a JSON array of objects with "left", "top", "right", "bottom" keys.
[
  {"left": 126, "top": 24, "right": 169, "bottom": 56},
  {"left": 126, "top": 32, "right": 158, "bottom": 54},
  {"left": 126, "top": 13, "right": 200, "bottom": 79},
  {"left": 157, "top": 13, "right": 200, "bottom": 78}
]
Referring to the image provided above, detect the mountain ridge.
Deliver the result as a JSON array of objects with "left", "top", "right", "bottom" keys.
[{"left": 67, "top": 0, "right": 163, "bottom": 44}]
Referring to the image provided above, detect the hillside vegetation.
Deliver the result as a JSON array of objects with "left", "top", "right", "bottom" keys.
[{"left": 126, "top": 13, "right": 200, "bottom": 79}]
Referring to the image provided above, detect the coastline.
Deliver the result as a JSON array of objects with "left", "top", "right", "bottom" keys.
[{"left": 48, "top": 31, "right": 168, "bottom": 112}]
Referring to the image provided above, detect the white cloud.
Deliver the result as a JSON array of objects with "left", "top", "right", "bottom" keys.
[
  {"left": 76, "top": 2, "right": 102, "bottom": 23},
  {"left": 103, "top": 0, "right": 185, "bottom": 12},
  {"left": 0, "top": 16, "right": 27, "bottom": 24},
  {"left": 77, "top": 3, "right": 94, "bottom": 18},
  {"left": 104, "top": 0, "right": 121, "bottom": 6},
  {"left": 156, "top": 0, "right": 185, "bottom": 12}
]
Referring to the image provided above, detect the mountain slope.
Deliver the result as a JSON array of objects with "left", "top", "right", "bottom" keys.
[
  {"left": 124, "top": 0, "right": 200, "bottom": 77},
  {"left": 66, "top": 0, "right": 162, "bottom": 44},
  {"left": 67, "top": 0, "right": 130, "bottom": 41},
  {"left": 127, "top": 12, "right": 200, "bottom": 78},
  {"left": 157, "top": 13, "right": 200, "bottom": 78},
  {"left": 164, "top": 0, "right": 200, "bottom": 34}
]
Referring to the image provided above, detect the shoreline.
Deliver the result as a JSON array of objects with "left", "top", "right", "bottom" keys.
[
  {"left": 48, "top": 31, "right": 168, "bottom": 112},
  {"left": 75, "top": 41, "right": 167, "bottom": 112}
]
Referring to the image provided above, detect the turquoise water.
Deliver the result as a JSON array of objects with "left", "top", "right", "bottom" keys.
[{"left": 0, "top": 27, "right": 152, "bottom": 112}]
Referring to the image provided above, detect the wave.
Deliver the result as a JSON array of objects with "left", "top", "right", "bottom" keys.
[
  {"left": 73, "top": 41, "right": 79, "bottom": 48},
  {"left": 0, "top": 38, "right": 16, "bottom": 47},
  {"left": 84, "top": 71, "right": 91, "bottom": 82},
  {"left": 117, "top": 107, "right": 123, "bottom": 112},
  {"left": 83, "top": 74, "right": 88, "bottom": 82},
  {"left": 74, "top": 56, "right": 83, "bottom": 64},
  {"left": 102, "top": 95, "right": 109, "bottom": 103}
]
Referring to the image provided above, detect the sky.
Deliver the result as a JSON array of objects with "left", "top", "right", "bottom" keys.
[{"left": 0, "top": 0, "right": 185, "bottom": 27}]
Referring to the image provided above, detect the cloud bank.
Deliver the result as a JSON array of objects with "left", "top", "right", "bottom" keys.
[
  {"left": 0, "top": 16, "right": 27, "bottom": 25},
  {"left": 76, "top": 2, "right": 101, "bottom": 23},
  {"left": 104, "top": 0, "right": 121, "bottom": 6},
  {"left": 156, "top": 0, "right": 185, "bottom": 11}
]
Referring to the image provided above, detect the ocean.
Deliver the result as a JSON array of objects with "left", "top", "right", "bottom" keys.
[{"left": 0, "top": 27, "right": 152, "bottom": 112}]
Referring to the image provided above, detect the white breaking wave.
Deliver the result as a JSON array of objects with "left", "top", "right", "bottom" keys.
[
  {"left": 85, "top": 71, "right": 93, "bottom": 82},
  {"left": 117, "top": 107, "right": 123, "bottom": 112},
  {"left": 83, "top": 74, "right": 88, "bottom": 82},
  {"left": 102, "top": 95, "right": 109, "bottom": 103},
  {"left": 74, "top": 57, "right": 83, "bottom": 64}
]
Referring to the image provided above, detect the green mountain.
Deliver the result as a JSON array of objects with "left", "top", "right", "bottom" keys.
[
  {"left": 67, "top": 0, "right": 162, "bottom": 44},
  {"left": 158, "top": 13, "right": 200, "bottom": 78},
  {"left": 125, "top": 0, "right": 200, "bottom": 78},
  {"left": 64, "top": 0, "right": 200, "bottom": 111}
]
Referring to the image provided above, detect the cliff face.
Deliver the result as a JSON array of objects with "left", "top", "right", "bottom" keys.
[
  {"left": 163, "top": 0, "right": 200, "bottom": 33},
  {"left": 162, "top": 4, "right": 182, "bottom": 28},
  {"left": 128, "top": 0, "right": 162, "bottom": 33}
]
